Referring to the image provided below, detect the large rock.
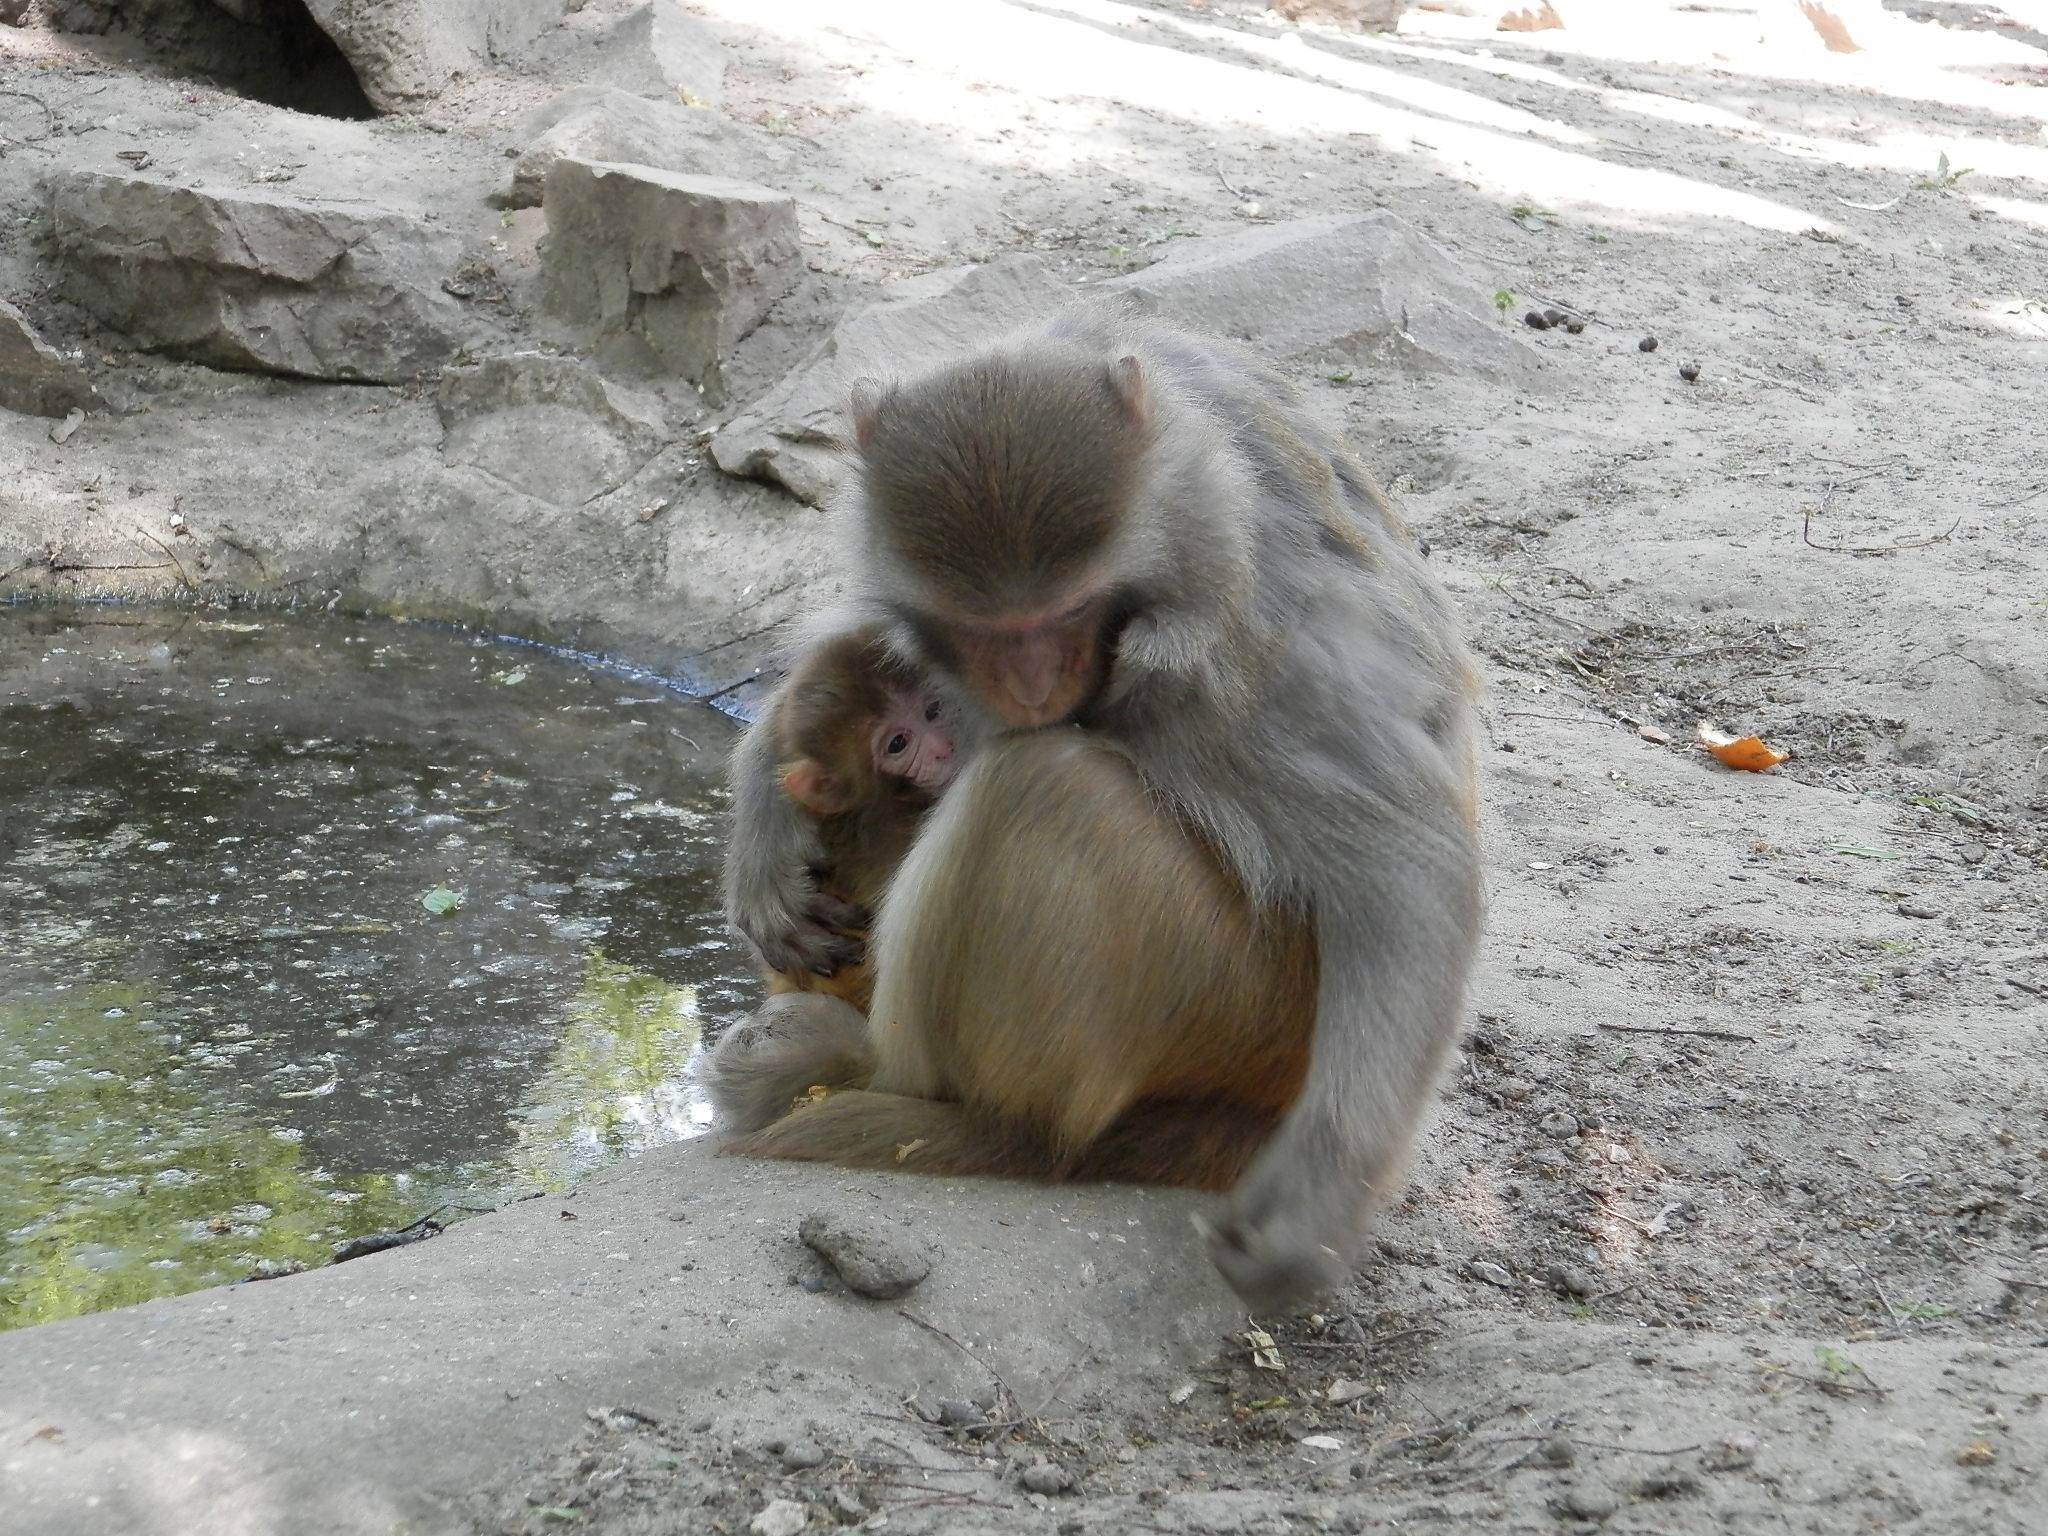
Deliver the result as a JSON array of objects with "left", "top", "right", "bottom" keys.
[
  {"left": 710, "top": 255, "right": 1070, "bottom": 505},
  {"left": 495, "top": 85, "right": 745, "bottom": 211},
  {"left": 541, "top": 157, "right": 800, "bottom": 394},
  {"left": 50, "top": 171, "right": 468, "bottom": 383},
  {"left": 595, "top": 0, "right": 727, "bottom": 106},
  {"left": 0, "top": 301, "right": 101, "bottom": 420},
  {"left": 301, "top": 0, "right": 572, "bottom": 110},
  {"left": 437, "top": 353, "right": 667, "bottom": 508},
  {"left": 1102, "top": 213, "right": 1542, "bottom": 381}
]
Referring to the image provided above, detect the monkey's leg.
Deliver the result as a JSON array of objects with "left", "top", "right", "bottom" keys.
[
  {"left": 1072, "top": 1100, "right": 1285, "bottom": 1192},
  {"left": 701, "top": 993, "right": 873, "bottom": 1135},
  {"left": 730, "top": 733, "right": 1296, "bottom": 1179}
]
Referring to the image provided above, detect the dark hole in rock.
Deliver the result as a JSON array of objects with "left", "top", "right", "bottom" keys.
[{"left": 21, "top": 0, "right": 377, "bottom": 121}]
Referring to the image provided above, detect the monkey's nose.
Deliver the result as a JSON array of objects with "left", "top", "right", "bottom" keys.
[{"left": 1001, "top": 660, "right": 1057, "bottom": 711}]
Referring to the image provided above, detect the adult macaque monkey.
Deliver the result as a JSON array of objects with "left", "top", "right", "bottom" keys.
[{"left": 716, "top": 309, "right": 1483, "bottom": 1308}]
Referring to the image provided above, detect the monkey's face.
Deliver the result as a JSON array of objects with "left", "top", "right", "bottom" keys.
[
  {"left": 872, "top": 689, "right": 958, "bottom": 793},
  {"left": 938, "top": 592, "right": 1113, "bottom": 729}
]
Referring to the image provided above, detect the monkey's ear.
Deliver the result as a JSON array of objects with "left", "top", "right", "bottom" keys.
[
  {"left": 1108, "top": 355, "right": 1150, "bottom": 431},
  {"left": 847, "top": 377, "right": 890, "bottom": 452},
  {"left": 782, "top": 760, "right": 855, "bottom": 816}
]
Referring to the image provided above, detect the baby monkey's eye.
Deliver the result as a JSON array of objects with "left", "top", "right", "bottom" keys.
[{"left": 886, "top": 732, "right": 911, "bottom": 756}]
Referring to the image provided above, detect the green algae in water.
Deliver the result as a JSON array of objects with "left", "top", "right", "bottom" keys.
[
  {"left": 0, "top": 984, "right": 420, "bottom": 1329},
  {"left": 0, "top": 606, "right": 760, "bottom": 1331}
]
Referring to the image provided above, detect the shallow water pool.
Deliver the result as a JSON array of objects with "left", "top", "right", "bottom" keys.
[{"left": 0, "top": 605, "right": 758, "bottom": 1330}]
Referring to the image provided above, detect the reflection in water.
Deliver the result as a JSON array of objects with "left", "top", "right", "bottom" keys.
[
  {"left": 0, "top": 984, "right": 418, "bottom": 1330},
  {"left": 0, "top": 607, "right": 759, "bottom": 1330},
  {"left": 504, "top": 951, "right": 709, "bottom": 1192}
]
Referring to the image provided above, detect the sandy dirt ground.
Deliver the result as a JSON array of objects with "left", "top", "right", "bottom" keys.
[{"left": 2, "top": 1, "right": 2046, "bottom": 1533}]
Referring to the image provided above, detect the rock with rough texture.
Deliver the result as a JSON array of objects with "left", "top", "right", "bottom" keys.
[
  {"left": 710, "top": 255, "right": 1068, "bottom": 504},
  {"left": 302, "top": 0, "right": 571, "bottom": 110},
  {"left": 542, "top": 157, "right": 800, "bottom": 392},
  {"left": 598, "top": 0, "right": 728, "bottom": 106},
  {"left": 51, "top": 172, "right": 468, "bottom": 383},
  {"left": 496, "top": 86, "right": 751, "bottom": 210},
  {"left": 1103, "top": 213, "right": 1542, "bottom": 381},
  {"left": 0, "top": 301, "right": 100, "bottom": 420},
  {"left": 749, "top": 1498, "right": 809, "bottom": 1536},
  {"left": 436, "top": 354, "right": 667, "bottom": 507},
  {"left": 798, "top": 1210, "right": 932, "bottom": 1299}
]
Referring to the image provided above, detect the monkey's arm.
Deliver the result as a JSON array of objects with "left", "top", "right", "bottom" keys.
[
  {"left": 1204, "top": 796, "right": 1483, "bottom": 1310},
  {"left": 722, "top": 692, "right": 866, "bottom": 975}
]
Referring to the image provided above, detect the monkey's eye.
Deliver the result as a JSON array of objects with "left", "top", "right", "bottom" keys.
[
  {"left": 885, "top": 732, "right": 910, "bottom": 756},
  {"left": 923, "top": 700, "right": 942, "bottom": 722}
]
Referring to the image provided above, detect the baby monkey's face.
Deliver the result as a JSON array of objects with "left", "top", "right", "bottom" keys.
[{"left": 872, "top": 688, "right": 957, "bottom": 795}]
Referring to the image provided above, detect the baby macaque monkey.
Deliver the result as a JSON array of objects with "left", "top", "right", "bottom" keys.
[{"left": 765, "top": 628, "right": 957, "bottom": 1014}]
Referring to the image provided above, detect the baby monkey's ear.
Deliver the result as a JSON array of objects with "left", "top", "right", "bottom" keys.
[{"left": 781, "top": 759, "right": 856, "bottom": 816}]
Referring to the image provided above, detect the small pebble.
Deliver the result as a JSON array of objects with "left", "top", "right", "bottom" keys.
[
  {"left": 1679, "top": 361, "right": 1701, "bottom": 382},
  {"left": 1469, "top": 1258, "right": 1516, "bottom": 1288},
  {"left": 1638, "top": 335, "right": 1659, "bottom": 353},
  {"left": 1539, "top": 1110, "right": 1581, "bottom": 1138},
  {"left": 1558, "top": 1484, "right": 1621, "bottom": 1522},
  {"left": 1545, "top": 1262, "right": 1597, "bottom": 1300},
  {"left": 780, "top": 1440, "right": 827, "bottom": 1471},
  {"left": 1898, "top": 900, "right": 1941, "bottom": 920},
  {"left": 936, "top": 1399, "right": 982, "bottom": 1428},
  {"left": 1564, "top": 319, "right": 1586, "bottom": 334},
  {"left": 1637, "top": 724, "right": 1671, "bottom": 745},
  {"left": 1327, "top": 1377, "right": 1371, "bottom": 1405},
  {"left": 750, "top": 1499, "right": 810, "bottom": 1536},
  {"left": 828, "top": 1486, "right": 868, "bottom": 1523},
  {"left": 1020, "top": 1460, "right": 1074, "bottom": 1495},
  {"left": 1542, "top": 307, "right": 1565, "bottom": 325},
  {"left": 1537, "top": 1434, "right": 1576, "bottom": 1467},
  {"left": 1524, "top": 310, "right": 1553, "bottom": 330}
]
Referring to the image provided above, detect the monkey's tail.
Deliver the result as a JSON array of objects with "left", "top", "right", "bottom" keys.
[
  {"left": 724, "top": 1090, "right": 1057, "bottom": 1177},
  {"left": 725, "top": 1091, "right": 1279, "bottom": 1192}
]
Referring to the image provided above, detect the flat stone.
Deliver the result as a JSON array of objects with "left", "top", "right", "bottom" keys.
[
  {"left": 541, "top": 157, "right": 800, "bottom": 394},
  {"left": 496, "top": 86, "right": 755, "bottom": 210},
  {"left": 1102, "top": 213, "right": 1543, "bottom": 381},
  {"left": 51, "top": 172, "right": 468, "bottom": 383},
  {"left": 711, "top": 255, "right": 1067, "bottom": 504},
  {"left": 1897, "top": 901, "right": 1940, "bottom": 920},
  {"left": 749, "top": 1497, "right": 809, "bottom": 1536},
  {"left": 797, "top": 1210, "right": 932, "bottom": 1300},
  {"left": 0, "top": 301, "right": 100, "bottom": 420},
  {"left": 437, "top": 353, "right": 667, "bottom": 507}
]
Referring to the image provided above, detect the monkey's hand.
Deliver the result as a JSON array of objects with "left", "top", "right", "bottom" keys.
[
  {"left": 737, "top": 874, "right": 867, "bottom": 976},
  {"left": 723, "top": 698, "right": 868, "bottom": 975},
  {"left": 1201, "top": 1138, "right": 1363, "bottom": 1312}
]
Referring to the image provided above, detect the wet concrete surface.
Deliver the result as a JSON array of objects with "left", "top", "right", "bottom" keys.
[{"left": 0, "top": 604, "right": 752, "bottom": 1330}]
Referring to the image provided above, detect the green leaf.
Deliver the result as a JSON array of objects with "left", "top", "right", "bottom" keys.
[{"left": 421, "top": 886, "right": 464, "bottom": 916}]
